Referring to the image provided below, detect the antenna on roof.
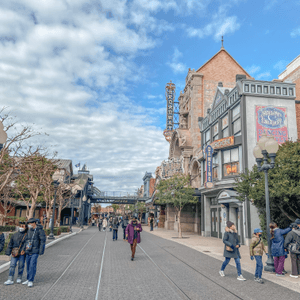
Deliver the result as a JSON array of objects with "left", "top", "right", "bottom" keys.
[{"left": 221, "top": 36, "right": 224, "bottom": 49}]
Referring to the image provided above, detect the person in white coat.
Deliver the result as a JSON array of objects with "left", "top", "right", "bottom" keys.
[{"left": 102, "top": 218, "right": 108, "bottom": 231}]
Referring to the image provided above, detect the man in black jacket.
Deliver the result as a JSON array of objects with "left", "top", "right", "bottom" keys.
[
  {"left": 4, "top": 222, "right": 27, "bottom": 285},
  {"left": 22, "top": 218, "right": 46, "bottom": 287}
]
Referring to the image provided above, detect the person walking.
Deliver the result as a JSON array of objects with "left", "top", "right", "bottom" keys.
[
  {"left": 98, "top": 218, "right": 103, "bottom": 232},
  {"left": 22, "top": 218, "right": 46, "bottom": 287},
  {"left": 126, "top": 214, "right": 142, "bottom": 261},
  {"left": 109, "top": 217, "right": 113, "bottom": 232},
  {"left": 269, "top": 222, "right": 291, "bottom": 277},
  {"left": 4, "top": 222, "right": 28, "bottom": 285},
  {"left": 122, "top": 215, "right": 129, "bottom": 240},
  {"left": 250, "top": 228, "right": 268, "bottom": 284},
  {"left": 284, "top": 221, "right": 300, "bottom": 278},
  {"left": 112, "top": 217, "right": 119, "bottom": 241},
  {"left": 102, "top": 217, "right": 107, "bottom": 231},
  {"left": 219, "top": 221, "right": 246, "bottom": 281},
  {"left": 149, "top": 216, "right": 154, "bottom": 231}
]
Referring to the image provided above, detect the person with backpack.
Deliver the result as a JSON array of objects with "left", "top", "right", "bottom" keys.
[
  {"left": 269, "top": 222, "right": 292, "bottom": 277},
  {"left": 219, "top": 221, "right": 246, "bottom": 281},
  {"left": 22, "top": 218, "right": 46, "bottom": 287},
  {"left": 98, "top": 218, "right": 103, "bottom": 232},
  {"left": 284, "top": 221, "right": 300, "bottom": 278},
  {"left": 249, "top": 228, "right": 268, "bottom": 284},
  {"left": 4, "top": 222, "right": 28, "bottom": 285}
]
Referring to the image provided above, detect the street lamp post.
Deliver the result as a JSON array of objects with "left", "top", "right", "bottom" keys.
[
  {"left": 48, "top": 180, "right": 60, "bottom": 240},
  {"left": 253, "top": 133, "right": 279, "bottom": 272},
  {"left": 70, "top": 195, "right": 75, "bottom": 233}
]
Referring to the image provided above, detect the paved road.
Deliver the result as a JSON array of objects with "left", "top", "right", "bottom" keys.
[{"left": 0, "top": 227, "right": 299, "bottom": 300}]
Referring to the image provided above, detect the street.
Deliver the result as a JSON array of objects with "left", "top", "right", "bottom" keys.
[{"left": 0, "top": 227, "right": 299, "bottom": 300}]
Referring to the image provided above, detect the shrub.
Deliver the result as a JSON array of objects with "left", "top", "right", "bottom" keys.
[
  {"left": 0, "top": 226, "right": 16, "bottom": 232},
  {"left": 0, "top": 233, "right": 14, "bottom": 255},
  {"left": 44, "top": 227, "right": 61, "bottom": 236},
  {"left": 60, "top": 226, "right": 70, "bottom": 233}
]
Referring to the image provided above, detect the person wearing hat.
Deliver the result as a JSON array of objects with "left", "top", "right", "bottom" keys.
[
  {"left": 4, "top": 222, "right": 28, "bottom": 285},
  {"left": 219, "top": 221, "right": 246, "bottom": 281},
  {"left": 250, "top": 228, "right": 267, "bottom": 284},
  {"left": 22, "top": 218, "right": 46, "bottom": 287},
  {"left": 284, "top": 222, "right": 300, "bottom": 278},
  {"left": 125, "top": 214, "right": 142, "bottom": 261}
]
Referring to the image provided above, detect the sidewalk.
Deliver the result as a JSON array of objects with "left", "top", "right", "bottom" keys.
[{"left": 144, "top": 225, "right": 300, "bottom": 293}]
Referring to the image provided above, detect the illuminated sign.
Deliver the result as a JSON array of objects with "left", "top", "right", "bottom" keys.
[
  {"left": 205, "top": 145, "right": 213, "bottom": 188},
  {"left": 225, "top": 164, "right": 238, "bottom": 175},
  {"left": 256, "top": 106, "right": 288, "bottom": 144},
  {"left": 210, "top": 136, "right": 234, "bottom": 150},
  {"left": 165, "top": 81, "right": 176, "bottom": 130}
]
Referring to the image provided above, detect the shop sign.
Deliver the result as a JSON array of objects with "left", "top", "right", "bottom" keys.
[
  {"left": 210, "top": 136, "right": 234, "bottom": 150},
  {"left": 205, "top": 145, "right": 214, "bottom": 188},
  {"left": 225, "top": 163, "right": 238, "bottom": 175},
  {"left": 256, "top": 106, "right": 288, "bottom": 144}
]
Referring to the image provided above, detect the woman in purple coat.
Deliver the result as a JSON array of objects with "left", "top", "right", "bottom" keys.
[{"left": 126, "top": 214, "right": 142, "bottom": 261}]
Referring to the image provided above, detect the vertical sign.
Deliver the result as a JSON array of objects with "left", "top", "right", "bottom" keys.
[
  {"left": 205, "top": 145, "right": 214, "bottom": 188},
  {"left": 165, "top": 81, "right": 176, "bottom": 131},
  {"left": 255, "top": 106, "right": 288, "bottom": 144}
]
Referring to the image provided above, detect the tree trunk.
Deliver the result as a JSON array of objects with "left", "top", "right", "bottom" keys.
[
  {"left": 27, "top": 202, "right": 36, "bottom": 220},
  {"left": 178, "top": 209, "right": 182, "bottom": 238}
]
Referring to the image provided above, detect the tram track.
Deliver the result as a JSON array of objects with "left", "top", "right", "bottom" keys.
[
  {"left": 139, "top": 241, "right": 244, "bottom": 300},
  {"left": 40, "top": 230, "right": 105, "bottom": 300}
]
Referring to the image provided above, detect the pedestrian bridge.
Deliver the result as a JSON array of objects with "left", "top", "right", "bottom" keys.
[{"left": 89, "top": 187, "right": 148, "bottom": 204}]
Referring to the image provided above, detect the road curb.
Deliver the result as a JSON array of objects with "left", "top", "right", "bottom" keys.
[{"left": 0, "top": 231, "right": 79, "bottom": 275}]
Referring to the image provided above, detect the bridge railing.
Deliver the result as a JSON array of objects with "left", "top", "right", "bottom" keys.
[{"left": 93, "top": 188, "right": 138, "bottom": 198}]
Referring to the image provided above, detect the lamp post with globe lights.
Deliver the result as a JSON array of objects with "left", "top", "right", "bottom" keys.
[{"left": 253, "top": 133, "right": 279, "bottom": 272}]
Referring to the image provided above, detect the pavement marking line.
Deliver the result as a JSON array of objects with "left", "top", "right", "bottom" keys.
[
  {"left": 95, "top": 230, "right": 107, "bottom": 300},
  {"left": 158, "top": 243, "right": 244, "bottom": 300},
  {"left": 138, "top": 244, "right": 191, "bottom": 300},
  {"left": 41, "top": 231, "right": 97, "bottom": 300}
]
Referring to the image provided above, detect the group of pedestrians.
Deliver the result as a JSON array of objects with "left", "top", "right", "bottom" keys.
[
  {"left": 3, "top": 218, "right": 46, "bottom": 287},
  {"left": 219, "top": 219, "right": 300, "bottom": 284}
]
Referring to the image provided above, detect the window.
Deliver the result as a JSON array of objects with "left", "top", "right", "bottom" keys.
[
  {"left": 223, "top": 148, "right": 239, "bottom": 177},
  {"left": 213, "top": 123, "right": 219, "bottom": 141},
  {"left": 222, "top": 115, "right": 229, "bottom": 138},
  {"left": 233, "top": 118, "right": 241, "bottom": 136},
  {"left": 264, "top": 86, "right": 269, "bottom": 94},
  {"left": 210, "top": 198, "right": 218, "bottom": 205},
  {"left": 257, "top": 85, "right": 262, "bottom": 93},
  {"left": 204, "top": 129, "right": 210, "bottom": 147},
  {"left": 289, "top": 88, "right": 294, "bottom": 96},
  {"left": 283, "top": 87, "right": 287, "bottom": 95},
  {"left": 270, "top": 86, "right": 275, "bottom": 94},
  {"left": 276, "top": 87, "right": 281, "bottom": 95},
  {"left": 244, "top": 84, "right": 249, "bottom": 92},
  {"left": 213, "top": 155, "right": 218, "bottom": 180},
  {"left": 232, "top": 104, "right": 240, "bottom": 119},
  {"left": 251, "top": 85, "right": 256, "bottom": 93}
]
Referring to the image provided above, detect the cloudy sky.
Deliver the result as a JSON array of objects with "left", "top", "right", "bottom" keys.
[{"left": 0, "top": 0, "right": 300, "bottom": 193}]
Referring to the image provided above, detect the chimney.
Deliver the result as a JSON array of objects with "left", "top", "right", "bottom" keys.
[
  {"left": 236, "top": 74, "right": 246, "bottom": 82},
  {"left": 218, "top": 82, "right": 223, "bottom": 87}
]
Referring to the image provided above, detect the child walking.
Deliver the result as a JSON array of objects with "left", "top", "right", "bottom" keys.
[{"left": 250, "top": 228, "right": 267, "bottom": 284}]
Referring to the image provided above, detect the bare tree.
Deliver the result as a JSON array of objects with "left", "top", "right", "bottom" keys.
[{"left": 0, "top": 185, "right": 15, "bottom": 226}]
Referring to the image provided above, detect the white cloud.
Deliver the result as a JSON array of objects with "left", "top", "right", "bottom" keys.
[
  {"left": 256, "top": 72, "right": 271, "bottom": 80},
  {"left": 186, "top": 5, "right": 240, "bottom": 41},
  {"left": 167, "top": 47, "right": 187, "bottom": 74},
  {"left": 291, "top": 27, "right": 300, "bottom": 38},
  {"left": 246, "top": 65, "right": 261, "bottom": 75},
  {"left": 274, "top": 60, "right": 288, "bottom": 71},
  {"left": 0, "top": 0, "right": 171, "bottom": 193}
]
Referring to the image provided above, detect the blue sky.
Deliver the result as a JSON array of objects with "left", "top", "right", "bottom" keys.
[{"left": 0, "top": 0, "right": 300, "bottom": 193}]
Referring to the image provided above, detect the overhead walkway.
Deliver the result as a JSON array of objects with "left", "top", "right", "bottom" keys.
[{"left": 89, "top": 187, "right": 148, "bottom": 204}]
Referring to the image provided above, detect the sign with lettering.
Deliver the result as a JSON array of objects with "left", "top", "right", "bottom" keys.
[
  {"left": 205, "top": 145, "right": 213, "bottom": 188},
  {"left": 256, "top": 106, "right": 288, "bottom": 144},
  {"left": 210, "top": 136, "right": 234, "bottom": 150},
  {"left": 166, "top": 81, "right": 176, "bottom": 131}
]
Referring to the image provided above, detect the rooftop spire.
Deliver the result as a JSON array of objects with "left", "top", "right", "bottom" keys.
[{"left": 221, "top": 36, "right": 224, "bottom": 49}]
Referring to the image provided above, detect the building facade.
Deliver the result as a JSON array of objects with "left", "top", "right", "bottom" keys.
[{"left": 199, "top": 76, "right": 297, "bottom": 244}]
